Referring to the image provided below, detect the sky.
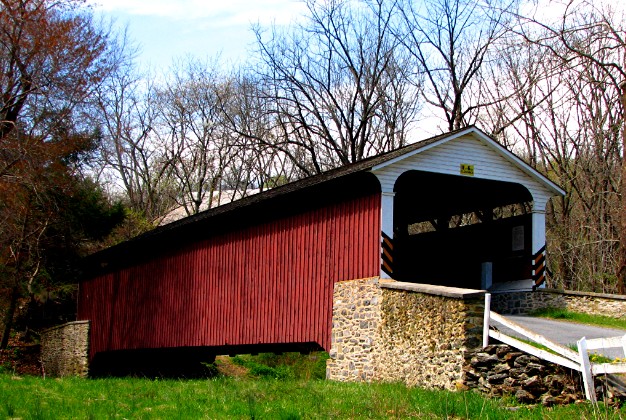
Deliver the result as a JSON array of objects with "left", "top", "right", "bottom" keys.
[
  {"left": 88, "top": 0, "right": 308, "bottom": 70},
  {"left": 89, "top": 0, "right": 625, "bottom": 72},
  {"left": 88, "top": 0, "right": 625, "bottom": 139}
]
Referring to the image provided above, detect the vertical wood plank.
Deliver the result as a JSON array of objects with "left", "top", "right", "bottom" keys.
[
  {"left": 78, "top": 189, "right": 382, "bottom": 357},
  {"left": 578, "top": 337, "right": 597, "bottom": 402},
  {"left": 483, "top": 294, "right": 491, "bottom": 348}
]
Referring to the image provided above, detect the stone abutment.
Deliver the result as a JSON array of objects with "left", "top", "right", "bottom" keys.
[
  {"left": 326, "top": 278, "right": 485, "bottom": 390},
  {"left": 40, "top": 320, "right": 90, "bottom": 377}
]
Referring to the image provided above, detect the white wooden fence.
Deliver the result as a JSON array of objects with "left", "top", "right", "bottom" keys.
[{"left": 483, "top": 293, "right": 626, "bottom": 402}]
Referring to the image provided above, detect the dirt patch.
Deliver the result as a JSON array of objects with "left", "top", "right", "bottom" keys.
[
  {"left": 214, "top": 356, "right": 249, "bottom": 378},
  {"left": 0, "top": 336, "right": 41, "bottom": 377}
]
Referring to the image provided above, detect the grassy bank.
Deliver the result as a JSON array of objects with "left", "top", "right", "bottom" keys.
[
  {"left": 2, "top": 352, "right": 625, "bottom": 418},
  {"left": 530, "top": 308, "right": 626, "bottom": 331},
  {"left": 1, "top": 373, "right": 625, "bottom": 419}
]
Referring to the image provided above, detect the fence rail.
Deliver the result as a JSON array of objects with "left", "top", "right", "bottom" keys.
[{"left": 483, "top": 293, "right": 626, "bottom": 402}]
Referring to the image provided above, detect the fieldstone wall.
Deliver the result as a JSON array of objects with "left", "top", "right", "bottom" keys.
[
  {"left": 40, "top": 321, "right": 90, "bottom": 377},
  {"left": 490, "top": 290, "right": 565, "bottom": 315},
  {"left": 326, "top": 277, "right": 383, "bottom": 382},
  {"left": 326, "top": 279, "right": 626, "bottom": 403},
  {"left": 466, "top": 344, "right": 584, "bottom": 405},
  {"left": 375, "top": 283, "right": 484, "bottom": 389},
  {"left": 560, "top": 290, "right": 626, "bottom": 319},
  {"left": 491, "top": 289, "right": 626, "bottom": 319},
  {"left": 466, "top": 344, "right": 626, "bottom": 405},
  {"left": 326, "top": 278, "right": 485, "bottom": 390}
]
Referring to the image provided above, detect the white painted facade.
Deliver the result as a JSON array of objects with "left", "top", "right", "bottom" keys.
[{"left": 370, "top": 127, "right": 564, "bottom": 290}]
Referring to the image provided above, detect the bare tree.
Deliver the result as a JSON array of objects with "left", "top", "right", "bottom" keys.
[
  {"left": 0, "top": 0, "right": 114, "bottom": 141},
  {"left": 218, "top": 70, "right": 311, "bottom": 186},
  {"left": 393, "top": 0, "right": 518, "bottom": 131},
  {"left": 0, "top": 0, "right": 123, "bottom": 347},
  {"left": 94, "top": 42, "right": 174, "bottom": 225},
  {"left": 253, "top": 0, "right": 417, "bottom": 175},
  {"left": 511, "top": 0, "right": 626, "bottom": 292},
  {"left": 155, "top": 58, "right": 243, "bottom": 216}
]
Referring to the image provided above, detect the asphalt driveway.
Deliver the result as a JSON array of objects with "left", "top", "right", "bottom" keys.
[{"left": 496, "top": 315, "right": 626, "bottom": 359}]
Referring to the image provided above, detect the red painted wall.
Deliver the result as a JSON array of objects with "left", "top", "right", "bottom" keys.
[{"left": 78, "top": 186, "right": 381, "bottom": 359}]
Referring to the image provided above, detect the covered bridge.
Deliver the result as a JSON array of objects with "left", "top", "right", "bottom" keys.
[{"left": 78, "top": 126, "right": 564, "bottom": 374}]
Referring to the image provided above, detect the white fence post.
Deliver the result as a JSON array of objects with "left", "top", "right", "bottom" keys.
[
  {"left": 483, "top": 293, "right": 491, "bottom": 348},
  {"left": 577, "top": 337, "right": 597, "bottom": 403}
]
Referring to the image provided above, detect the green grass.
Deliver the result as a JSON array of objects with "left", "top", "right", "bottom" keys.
[
  {"left": 230, "top": 352, "right": 329, "bottom": 380},
  {"left": 530, "top": 308, "right": 626, "bottom": 330},
  {"left": 1, "top": 373, "right": 625, "bottom": 419},
  {"left": 1, "top": 351, "right": 624, "bottom": 418}
]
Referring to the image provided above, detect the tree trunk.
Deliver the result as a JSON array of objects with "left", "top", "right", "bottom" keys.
[
  {"left": 618, "top": 80, "right": 626, "bottom": 295},
  {"left": 0, "top": 284, "right": 19, "bottom": 349}
]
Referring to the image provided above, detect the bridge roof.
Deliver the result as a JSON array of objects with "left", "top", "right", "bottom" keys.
[{"left": 85, "top": 126, "right": 563, "bottom": 267}]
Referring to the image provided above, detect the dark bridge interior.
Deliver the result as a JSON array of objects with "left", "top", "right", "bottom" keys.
[{"left": 393, "top": 170, "right": 533, "bottom": 289}]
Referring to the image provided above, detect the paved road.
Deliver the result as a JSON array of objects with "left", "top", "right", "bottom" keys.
[{"left": 496, "top": 315, "right": 626, "bottom": 359}]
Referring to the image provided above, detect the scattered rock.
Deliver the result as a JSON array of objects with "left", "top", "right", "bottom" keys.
[
  {"left": 466, "top": 345, "right": 592, "bottom": 406},
  {"left": 545, "top": 375, "right": 566, "bottom": 393},
  {"left": 554, "top": 394, "right": 576, "bottom": 405},
  {"left": 472, "top": 353, "right": 500, "bottom": 367},
  {"left": 504, "top": 351, "right": 523, "bottom": 362},
  {"left": 523, "top": 375, "right": 546, "bottom": 393},
  {"left": 483, "top": 345, "right": 500, "bottom": 355},
  {"left": 526, "top": 362, "right": 545, "bottom": 376},
  {"left": 496, "top": 346, "right": 512, "bottom": 358},
  {"left": 503, "top": 377, "right": 518, "bottom": 387},
  {"left": 463, "top": 369, "right": 480, "bottom": 381},
  {"left": 493, "top": 363, "right": 510, "bottom": 374},
  {"left": 514, "top": 354, "right": 541, "bottom": 368},
  {"left": 515, "top": 389, "right": 536, "bottom": 403},
  {"left": 541, "top": 395, "right": 558, "bottom": 406},
  {"left": 487, "top": 373, "right": 509, "bottom": 384}
]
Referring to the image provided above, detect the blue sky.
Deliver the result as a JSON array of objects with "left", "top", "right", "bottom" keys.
[
  {"left": 90, "top": 0, "right": 625, "bottom": 72},
  {"left": 89, "top": 0, "right": 307, "bottom": 70}
]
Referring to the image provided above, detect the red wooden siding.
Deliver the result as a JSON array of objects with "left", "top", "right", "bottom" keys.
[{"left": 78, "top": 190, "right": 381, "bottom": 359}]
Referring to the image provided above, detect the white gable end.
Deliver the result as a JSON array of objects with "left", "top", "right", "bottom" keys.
[{"left": 372, "top": 133, "right": 555, "bottom": 206}]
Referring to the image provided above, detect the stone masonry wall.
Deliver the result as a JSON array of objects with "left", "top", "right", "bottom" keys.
[
  {"left": 327, "top": 280, "right": 625, "bottom": 403},
  {"left": 465, "top": 344, "right": 584, "bottom": 405},
  {"left": 326, "top": 278, "right": 485, "bottom": 390},
  {"left": 490, "top": 291, "right": 565, "bottom": 315},
  {"left": 40, "top": 321, "right": 90, "bottom": 377},
  {"left": 373, "top": 285, "right": 484, "bottom": 389},
  {"left": 491, "top": 289, "right": 626, "bottom": 319},
  {"left": 326, "top": 278, "right": 383, "bottom": 382},
  {"left": 561, "top": 291, "right": 626, "bottom": 319}
]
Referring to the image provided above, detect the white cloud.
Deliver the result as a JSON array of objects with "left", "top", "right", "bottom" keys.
[
  {"left": 89, "top": 0, "right": 306, "bottom": 26},
  {"left": 87, "top": 0, "right": 309, "bottom": 70}
]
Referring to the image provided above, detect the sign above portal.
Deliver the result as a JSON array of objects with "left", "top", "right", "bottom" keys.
[{"left": 460, "top": 163, "right": 474, "bottom": 176}]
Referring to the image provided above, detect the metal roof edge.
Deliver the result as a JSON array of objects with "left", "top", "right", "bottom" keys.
[
  {"left": 85, "top": 126, "right": 565, "bottom": 263},
  {"left": 371, "top": 126, "right": 565, "bottom": 197}
]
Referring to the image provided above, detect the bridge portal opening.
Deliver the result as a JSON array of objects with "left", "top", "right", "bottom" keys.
[{"left": 393, "top": 170, "right": 533, "bottom": 289}]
